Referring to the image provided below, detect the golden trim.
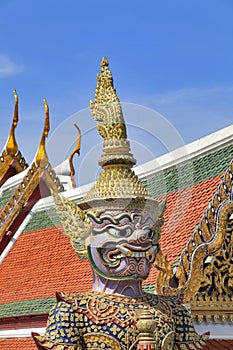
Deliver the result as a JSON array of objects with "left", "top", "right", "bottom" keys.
[
  {"left": 155, "top": 160, "right": 233, "bottom": 306},
  {"left": 35, "top": 99, "right": 50, "bottom": 167},
  {"left": 83, "top": 333, "right": 121, "bottom": 350},
  {"left": 68, "top": 122, "right": 81, "bottom": 188},
  {"left": 0, "top": 161, "right": 64, "bottom": 241},
  {"left": 5, "top": 90, "right": 19, "bottom": 156},
  {"left": 0, "top": 91, "right": 28, "bottom": 182},
  {"left": 0, "top": 98, "right": 63, "bottom": 242}
]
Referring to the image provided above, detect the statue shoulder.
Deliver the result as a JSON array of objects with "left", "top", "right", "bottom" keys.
[{"left": 44, "top": 292, "right": 89, "bottom": 345}]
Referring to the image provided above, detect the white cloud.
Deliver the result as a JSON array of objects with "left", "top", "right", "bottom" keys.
[
  {"left": 124, "top": 85, "right": 233, "bottom": 144},
  {"left": 152, "top": 86, "right": 233, "bottom": 106},
  {"left": 0, "top": 55, "right": 24, "bottom": 78}
]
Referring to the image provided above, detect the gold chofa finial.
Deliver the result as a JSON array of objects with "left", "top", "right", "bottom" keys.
[
  {"left": 35, "top": 99, "right": 50, "bottom": 167},
  {"left": 43, "top": 99, "right": 50, "bottom": 137},
  {"left": 69, "top": 122, "right": 81, "bottom": 186},
  {"left": 6, "top": 89, "right": 19, "bottom": 156}
]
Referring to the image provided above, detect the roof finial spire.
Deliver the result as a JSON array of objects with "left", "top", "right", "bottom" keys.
[
  {"left": 69, "top": 122, "right": 81, "bottom": 188},
  {"left": 35, "top": 99, "right": 50, "bottom": 167},
  {"left": 6, "top": 89, "right": 19, "bottom": 156}
]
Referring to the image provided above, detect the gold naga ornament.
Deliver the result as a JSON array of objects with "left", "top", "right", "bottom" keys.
[{"left": 54, "top": 57, "right": 165, "bottom": 259}]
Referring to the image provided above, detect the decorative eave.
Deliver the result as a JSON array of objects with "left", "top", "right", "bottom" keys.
[
  {"left": 155, "top": 158, "right": 233, "bottom": 323},
  {"left": 0, "top": 91, "right": 28, "bottom": 187},
  {"left": 0, "top": 100, "right": 64, "bottom": 254}
]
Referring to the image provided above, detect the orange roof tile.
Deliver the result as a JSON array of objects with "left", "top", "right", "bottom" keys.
[
  {"left": 0, "top": 227, "right": 92, "bottom": 304},
  {"left": 160, "top": 175, "right": 222, "bottom": 262},
  {"left": 0, "top": 338, "right": 37, "bottom": 350},
  {"left": 203, "top": 339, "right": 233, "bottom": 349},
  {"left": 0, "top": 175, "right": 223, "bottom": 301},
  {"left": 144, "top": 174, "right": 222, "bottom": 285}
]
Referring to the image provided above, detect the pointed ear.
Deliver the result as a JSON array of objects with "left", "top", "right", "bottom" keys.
[
  {"left": 152, "top": 198, "right": 167, "bottom": 240},
  {"left": 53, "top": 193, "right": 92, "bottom": 259},
  {"left": 158, "top": 198, "right": 167, "bottom": 218}
]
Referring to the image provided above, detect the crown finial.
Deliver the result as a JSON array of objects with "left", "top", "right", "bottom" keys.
[
  {"left": 101, "top": 57, "right": 108, "bottom": 66},
  {"left": 35, "top": 99, "right": 50, "bottom": 167},
  {"left": 89, "top": 57, "right": 135, "bottom": 169},
  {"left": 6, "top": 89, "right": 19, "bottom": 156}
]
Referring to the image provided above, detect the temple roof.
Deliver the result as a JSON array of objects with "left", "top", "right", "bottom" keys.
[
  {"left": 0, "top": 124, "right": 232, "bottom": 323},
  {"left": 0, "top": 65, "right": 233, "bottom": 346},
  {"left": 0, "top": 100, "right": 64, "bottom": 258}
]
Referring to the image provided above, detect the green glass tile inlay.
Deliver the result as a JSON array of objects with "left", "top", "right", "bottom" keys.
[
  {"left": 0, "top": 186, "right": 17, "bottom": 208},
  {"left": 22, "top": 144, "right": 233, "bottom": 232},
  {"left": 0, "top": 297, "right": 56, "bottom": 317},
  {"left": 142, "top": 284, "right": 156, "bottom": 293},
  {"left": 142, "top": 143, "right": 233, "bottom": 197},
  {"left": 23, "top": 208, "right": 61, "bottom": 233},
  {"left": 0, "top": 288, "right": 157, "bottom": 317}
]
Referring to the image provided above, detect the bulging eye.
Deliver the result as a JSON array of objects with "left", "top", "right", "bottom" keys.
[
  {"left": 108, "top": 228, "right": 120, "bottom": 237},
  {"left": 107, "top": 227, "right": 132, "bottom": 238},
  {"left": 120, "top": 228, "right": 132, "bottom": 237}
]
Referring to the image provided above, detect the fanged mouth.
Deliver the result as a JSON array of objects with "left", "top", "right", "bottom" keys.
[{"left": 111, "top": 244, "right": 157, "bottom": 260}]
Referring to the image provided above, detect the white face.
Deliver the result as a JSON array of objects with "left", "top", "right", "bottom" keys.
[{"left": 87, "top": 210, "right": 159, "bottom": 280}]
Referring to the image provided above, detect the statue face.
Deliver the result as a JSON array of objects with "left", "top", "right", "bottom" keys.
[{"left": 87, "top": 210, "right": 159, "bottom": 280}]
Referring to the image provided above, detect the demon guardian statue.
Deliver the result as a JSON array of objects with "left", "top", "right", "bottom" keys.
[{"left": 33, "top": 58, "right": 208, "bottom": 350}]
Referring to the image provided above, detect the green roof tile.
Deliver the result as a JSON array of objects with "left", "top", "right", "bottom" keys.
[
  {"left": 0, "top": 298, "right": 56, "bottom": 317},
  {"left": 142, "top": 143, "right": 233, "bottom": 197},
  {"left": 23, "top": 208, "right": 61, "bottom": 233},
  {"left": 0, "top": 186, "right": 17, "bottom": 208},
  {"left": 21, "top": 143, "right": 233, "bottom": 233},
  {"left": 0, "top": 290, "right": 157, "bottom": 316},
  {"left": 142, "top": 284, "right": 156, "bottom": 293}
]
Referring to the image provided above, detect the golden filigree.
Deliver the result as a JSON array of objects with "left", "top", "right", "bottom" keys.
[
  {"left": 39, "top": 290, "right": 208, "bottom": 350},
  {"left": 154, "top": 250, "right": 174, "bottom": 291},
  {"left": 53, "top": 194, "right": 92, "bottom": 259},
  {"left": 0, "top": 160, "right": 64, "bottom": 242},
  {"left": 84, "top": 166, "right": 147, "bottom": 203},
  {"left": 156, "top": 159, "right": 233, "bottom": 303},
  {"left": 32, "top": 333, "right": 80, "bottom": 350},
  {"left": 191, "top": 203, "right": 233, "bottom": 323},
  {"left": 74, "top": 58, "right": 159, "bottom": 215},
  {"left": 83, "top": 333, "right": 121, "bottom": 350},
  {"left": 90, "top": 57, "right": 135, "bottom": 169},
  {"left": 90, "top": 57, "right": 126, "bottom": 142}
]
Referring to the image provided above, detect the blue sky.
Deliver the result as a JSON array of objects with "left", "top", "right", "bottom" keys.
[{"left": 0, "top": 0, "right": 232, "bottom": 183}]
